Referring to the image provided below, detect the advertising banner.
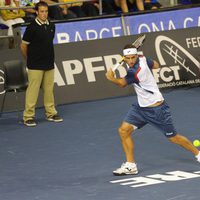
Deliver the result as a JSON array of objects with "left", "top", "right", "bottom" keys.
[
  {"left": 20, "top": 7, "right": 200, "bottom": 44},
  {"left": 143, "top": 28, "right": 200, "bottom": 89},
  {"left": 54, "top": 17, "right": 123, "bottom": 44},
  {"left": 0, "top": 27, "right": 199, "bottom": 112},
  {"left": 125, "top": 7, "right": 200, "bottom": 35}
]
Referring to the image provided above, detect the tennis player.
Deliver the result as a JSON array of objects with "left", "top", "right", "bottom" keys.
[{"left": 105, "top": 44, "right": 200, "bottom": 175}]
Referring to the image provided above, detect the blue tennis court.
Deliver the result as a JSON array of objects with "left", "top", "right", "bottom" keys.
[{"left": 0, "top": 87, "right": 200, "bottom": 200}]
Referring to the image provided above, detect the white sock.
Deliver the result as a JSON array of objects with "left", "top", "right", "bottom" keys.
[{"left": 126, "top": 162, "right": 137, "bottom": 167}]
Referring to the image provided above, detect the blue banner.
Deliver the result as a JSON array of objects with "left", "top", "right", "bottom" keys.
[
  {"left": 54, "top": 17, "right": 123, "bottom": 44},
  {"left": 125, "top": 7, "right": 200, "bottom": 34},
  {"left": 21, "top": 7, "right": 200, "bottom": 44}
]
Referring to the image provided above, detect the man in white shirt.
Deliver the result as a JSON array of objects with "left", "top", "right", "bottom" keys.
[{"left": 105, "top": 44, "right": 200, "bottom": 175}]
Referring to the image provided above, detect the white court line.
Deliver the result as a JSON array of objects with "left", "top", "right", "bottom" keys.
[{"left": 166, "top": 194, "right": 187, "bottom": 200}]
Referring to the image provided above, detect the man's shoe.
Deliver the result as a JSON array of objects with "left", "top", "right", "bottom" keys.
[
  {"left": 47, "top": 115, "right": 63, "bottom": 122},
  {"left": 24, "top": 119, "right": 37, "bottom": 127},
  {"left": 113, "top": 162, "right": 138, "bottom": 176}
]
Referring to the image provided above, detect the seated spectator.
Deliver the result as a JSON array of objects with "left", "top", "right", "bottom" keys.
[
  {"left": 81, "top": 0, "right": 118, "bottom": 16},
  {"left": 101, "top": 0, "right": 116, "bottom": 14},
  {"left": 106, "top": 0, "right": 144, "bottom": 13},
  {"left": 61, "top": 0, "right": 86, "bottom": 18},
  {"left": 64, "top": 0, "right": 99, "bottom": 18},
  {"left": 109, "top": 0, "right": 162, "bottom": 13},
  {"left": 40, "top": 0, "right": 115, "bottom": 17},
  {"left": 144, "top": 0, "right": 162, "bottom": 10},
  {"left": 82, "top": 1, "right": 99, "bottom": 16},
  {"left": 42, "top": 0, "right": 72, "bottom": 20},
  {"left": 20, "top": 0, "right": 39, "bottom": 22},
  {"left": 51, "top": 0, "right": 77, "bottom": 20},
  {"left": 0, "top": 0, "right": 24, "bottom": 36}
]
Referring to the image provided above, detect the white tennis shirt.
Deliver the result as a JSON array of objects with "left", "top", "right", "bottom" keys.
[{"left": 125, "top": 56, "right": 164, "bottom": 107}]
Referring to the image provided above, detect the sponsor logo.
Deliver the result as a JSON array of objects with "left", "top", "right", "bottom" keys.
[
  {"left": 54, "top": 54, "right": 126, "bottom": 86},
  {"left": 155, "top": 35, "right": 200, "bottom": 73},
  {"left": 165, "top": 132, "right": 174, "bottom": 136},
  {"left": 153, "top": 35, "right": 200, "bottom": 88},
  {"left": 110, "top": 170, "right": 200, "bottom": 188}
]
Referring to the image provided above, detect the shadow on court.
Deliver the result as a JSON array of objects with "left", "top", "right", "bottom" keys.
[{"left": 0, "top": 87, "right": 200, "bottom": 200}]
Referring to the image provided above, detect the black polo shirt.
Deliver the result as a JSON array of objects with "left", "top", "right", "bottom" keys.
[{"left": 22, "top": 18, "right": 55, "bottom": 70}]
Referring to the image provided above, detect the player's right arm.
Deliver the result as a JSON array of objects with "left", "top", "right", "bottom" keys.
[{"left": 105, "top": 69, "right": 128, "bottom": 87}]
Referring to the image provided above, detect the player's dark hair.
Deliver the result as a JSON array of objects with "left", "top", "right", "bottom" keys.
[
  {"left": 35, "top": 1, "right": 48, "bottom": 11},
  {"left": 123, "top": 44, "right": 136, "bottom": 50}
]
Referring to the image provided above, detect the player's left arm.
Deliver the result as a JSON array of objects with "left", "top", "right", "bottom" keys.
[
  {"left": 146, "top": 58, "right": 160, "bottom": 69},
  {"left": 152, "top": 60, "right": 160, "bottom": 69}
]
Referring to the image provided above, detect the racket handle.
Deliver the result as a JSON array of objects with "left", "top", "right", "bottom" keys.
[{"left": 112, "top": 61, "right": 124, "bottom": 71}]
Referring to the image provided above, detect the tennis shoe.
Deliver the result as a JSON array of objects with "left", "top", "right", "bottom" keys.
[
  {"left": 24, "top": 119, "right": 37, "bottom": 127},
  {"left": 195, "top": 152, "right": 200, "bottom": 163},
  {"left": 113, "top": 162, "right": 138, "bottom": 176},
  {"left": 47, "top": 115, "right": 63, "bottom": 122}
]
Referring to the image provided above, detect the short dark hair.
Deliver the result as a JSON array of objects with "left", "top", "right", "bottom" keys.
[
  {"left": 35, "top": 1, "right": 49, "bottom": 11},
  {"left": 123, "top": 44, "right": 136, "bottom": 50}
]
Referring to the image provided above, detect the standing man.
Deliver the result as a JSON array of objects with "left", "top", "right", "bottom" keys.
[
  {"left": 105, "top": 44, "right": 200, "bottom": 175},
  {"left": 21, "top": 1, "right": 63, "bottom": 127}
]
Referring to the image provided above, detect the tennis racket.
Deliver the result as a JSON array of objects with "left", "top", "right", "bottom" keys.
[{"left": 112, "top": 34, "right": 146, "bottom": 71}]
